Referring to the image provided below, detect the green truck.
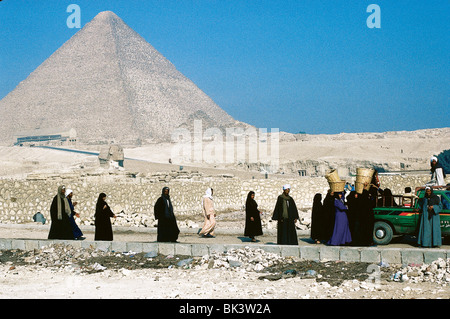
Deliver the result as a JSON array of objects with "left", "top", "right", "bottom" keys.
[{"left": 373, "top": 186, "right": 450, "bottom": 245}]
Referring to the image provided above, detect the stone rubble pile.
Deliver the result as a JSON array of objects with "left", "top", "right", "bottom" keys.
[
  {"left": 3, "top": 244, "right": 290, "bottom": 274},
  {"left": 391, "top": 258, "right": 450, "bottom": 285},
  {"left": 193, "top": 246, "right": 290, "bottom": 272},
  {"left": 15, "top": 243, "right": 113, "bottom": 271},
  {"left": 112, "top": 211, "right": 156, "bottom": 228}
]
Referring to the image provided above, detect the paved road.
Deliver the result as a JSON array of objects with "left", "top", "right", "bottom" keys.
[{"left": 0, "top": 223, "right": 448, "bottom": 249}]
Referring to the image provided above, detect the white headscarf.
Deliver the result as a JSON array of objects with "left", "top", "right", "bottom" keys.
[
  {"left": 283, "top": 184, "right": 291, "bottom": 190},
  {"left": 65, "top": 188, "right": 73, "bottom": 197},
  {"left": 201, "top": 188, "right": 213, "bottom": 206},
  {"left": 204, "top": 188, "right": 213, "bottom": 199},
  {"left": 430, "top": 156, "right": 438, "bottom": 163}
]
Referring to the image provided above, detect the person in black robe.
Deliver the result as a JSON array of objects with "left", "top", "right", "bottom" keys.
[
  {"left": 382, "top": 188, "right": 398, "bottom": 207},
  {"left": 94, "top": 193, "right": 115, "bottom": 241},
  {"left": 322, "top": 189, "right": 336, "bottom": 242},
  {"left": 358, "top": 189, "right": 375, "bottom": 246},
  {"left": 346, "top": 191, "right": 358, "bottom": 243},
  {"left": 272, "top": 184, "right": 299, "bottom": 245},
  {"left": 154, "top": 187, "right": 180, "bottom": 242},
  {"left": 48, "top": 185, "right": 74, "bottom": 240},
  {"left": 244, "top": 191, "right": 263, "bottom": 242},
  {"left": 310, "top": 193, "right": 325, "bottom": 243},
  {"left": 349, "top": 190, "right": 375, "bottom": 246}
]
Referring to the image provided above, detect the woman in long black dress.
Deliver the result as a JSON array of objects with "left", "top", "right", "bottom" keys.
[
  {"left": 322, "top": 189, "right": 336, "bottom": 243},
  {"left": 154, "top": 187, "right": 180, "bottom": 242},
  {"left": 310, "top": 193, "right": 324, "bottom": 244},
  {"left": 94, "top": 193, "right": 115, "bottom": 241},
  {"left": 244, "top": 191, "right": 263, "bottom": 242}
]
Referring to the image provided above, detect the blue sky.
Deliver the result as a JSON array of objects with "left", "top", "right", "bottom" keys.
[{"left": 0, "top": 0, "right": 449, "bottom": 134}]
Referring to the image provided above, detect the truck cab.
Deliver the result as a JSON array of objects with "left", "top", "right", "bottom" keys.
[{"left": 372, "top": 186, "right": 450, "bottom": 245}]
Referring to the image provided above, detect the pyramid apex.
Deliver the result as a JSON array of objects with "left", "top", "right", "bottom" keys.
[
  {"left": 94, "top": 10, "right": 121, "bottom": 21},
  {"left": 0, "top": 8, "right": 237, "bottom": 144}
]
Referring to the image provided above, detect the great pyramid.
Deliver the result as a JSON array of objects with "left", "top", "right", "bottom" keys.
[{"left": 0, "top": 11, "right": 243, "bottom": 145}]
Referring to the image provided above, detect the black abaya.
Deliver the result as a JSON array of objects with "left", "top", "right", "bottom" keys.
[
  {"left": 154, "top": 188, "right": 180, "bottom": 242},
  {"left": 310, "top": 193, "right": 326, "bottom": 241},
  {"left": 350, "top": 190, "right": 374, "bottom": 246},
  {"left": 322, "top": 192, "right": 336, "bottom": 242},
  {"left": 94, "top": 195, "right": 114, "bottom": 241},
  {"left": 244, "top": 192, "right": 263, "bottom": 238}
]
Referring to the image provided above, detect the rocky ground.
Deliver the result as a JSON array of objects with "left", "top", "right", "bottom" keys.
[{"left": 0, "top": 242, "right": 449, "bottom": 300}]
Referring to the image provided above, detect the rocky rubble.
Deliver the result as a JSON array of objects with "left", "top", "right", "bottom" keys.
[
  {"left": 0, "top": 243, "right": 291, "bottom": 274},
  {"left": 391, "top": 258, "right": 450, "bottom": 284},
  {"left": 1, "top": 243, "right": 449, "bottom": 299},
  {"left": 192, "top": 246, "right": 289, "bottom": 272},
  {"left": 3, "top": 242, "right": 449, "bottom": 288}
]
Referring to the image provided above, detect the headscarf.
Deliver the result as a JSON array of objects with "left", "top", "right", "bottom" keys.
[
  {"left": 56, "top": 185, "right": 71, "bottom": 220},
  {"left": 280, "top": 187, "right": 291, "bottom": 219},
  {"left": 246, "top": 191, "right": 258, "bottom": 211},
  {"left": 334, "top": 191, "right": 345, "bottom": 204},
  {"left": 313, "top": 193, "right": 322, "bottom": 206},
  {"left": 424, "top": 187, "right": 441, "bottom": 206},
  {"left": 65, "top": 188, "right": 73, "bottom": 197},
  {"left": 95, "top": 193, "right": 107, "bottom": 216},
  {"left": 65, "top": 188, "right": 75, "bottom": 212},
  {"left": 201, "top": 188, "right": 213, "bottom": 208},
  {"left": 204, "top": 188, "right": 213, "bottom": 199},
  {"left": 312, "top": 193, "right": 323, "bottom": 216},
  {"left": 161, "top": 187, "right": 174, "bottom": 219},
  {"left": 430, "top": 156, "right": 446, "bottom": 177}
]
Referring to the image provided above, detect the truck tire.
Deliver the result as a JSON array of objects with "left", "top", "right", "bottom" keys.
[{"left": 373, "top": 221, "right": 393, "bottom": 245}]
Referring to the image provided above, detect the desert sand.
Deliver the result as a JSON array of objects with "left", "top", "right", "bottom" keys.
[{"left": 0, "top": 128, "right": 449, "bottom": 302}]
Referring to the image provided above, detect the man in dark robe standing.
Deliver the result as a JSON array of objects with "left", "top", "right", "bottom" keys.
[
  {"left": 272, "top": 184, "right": 299, "bottom": 245},
  {"left": 154, "top": 187, "right": 180, "bottom": 242},
  {"left": 48, "top": 185, "right": 74, "bottom": 240}
]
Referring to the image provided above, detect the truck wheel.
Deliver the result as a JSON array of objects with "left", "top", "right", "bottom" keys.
[{"left": 373, "top": 221, "right": 393, "bottom": 245}]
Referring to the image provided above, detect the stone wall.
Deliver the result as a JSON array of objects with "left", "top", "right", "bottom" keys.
[{"left": 0, "top": 170, "right": 445, "bottom": 225}]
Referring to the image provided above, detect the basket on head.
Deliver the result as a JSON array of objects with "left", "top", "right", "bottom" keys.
[
  {"left": 325, "top": 169, "right": 341, "bottom": 183},
  {"left": 355, "top": 168, "right": 375, "bottom": 193},
  {"left": 329, "top": 181, "right": 346, "bottom": 193},
  {"left": 355, "top": 182, "right": 366, "bottom": 194}
]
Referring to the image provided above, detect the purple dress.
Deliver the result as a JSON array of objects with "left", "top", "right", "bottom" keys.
[{"left": 327, "top": 198, "right": 352, "bottom": 246}]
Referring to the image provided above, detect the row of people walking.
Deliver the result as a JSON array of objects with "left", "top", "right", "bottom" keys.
[
  {"left": 48, "top": 185, "right": 116, "bottom": 241},
  {"left": 46, "top": 183, "right": 444, "bottom": 248},
  {"left": 46, "top": 183, "right": 372, "bottom": 246},
  {"left": 46, "top": 184, "right": 289, "bottom": 244}
]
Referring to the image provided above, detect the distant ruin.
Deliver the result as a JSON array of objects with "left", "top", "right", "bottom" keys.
[{"left": 14, "top": 128, "right": 77, "bottom": 146}]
